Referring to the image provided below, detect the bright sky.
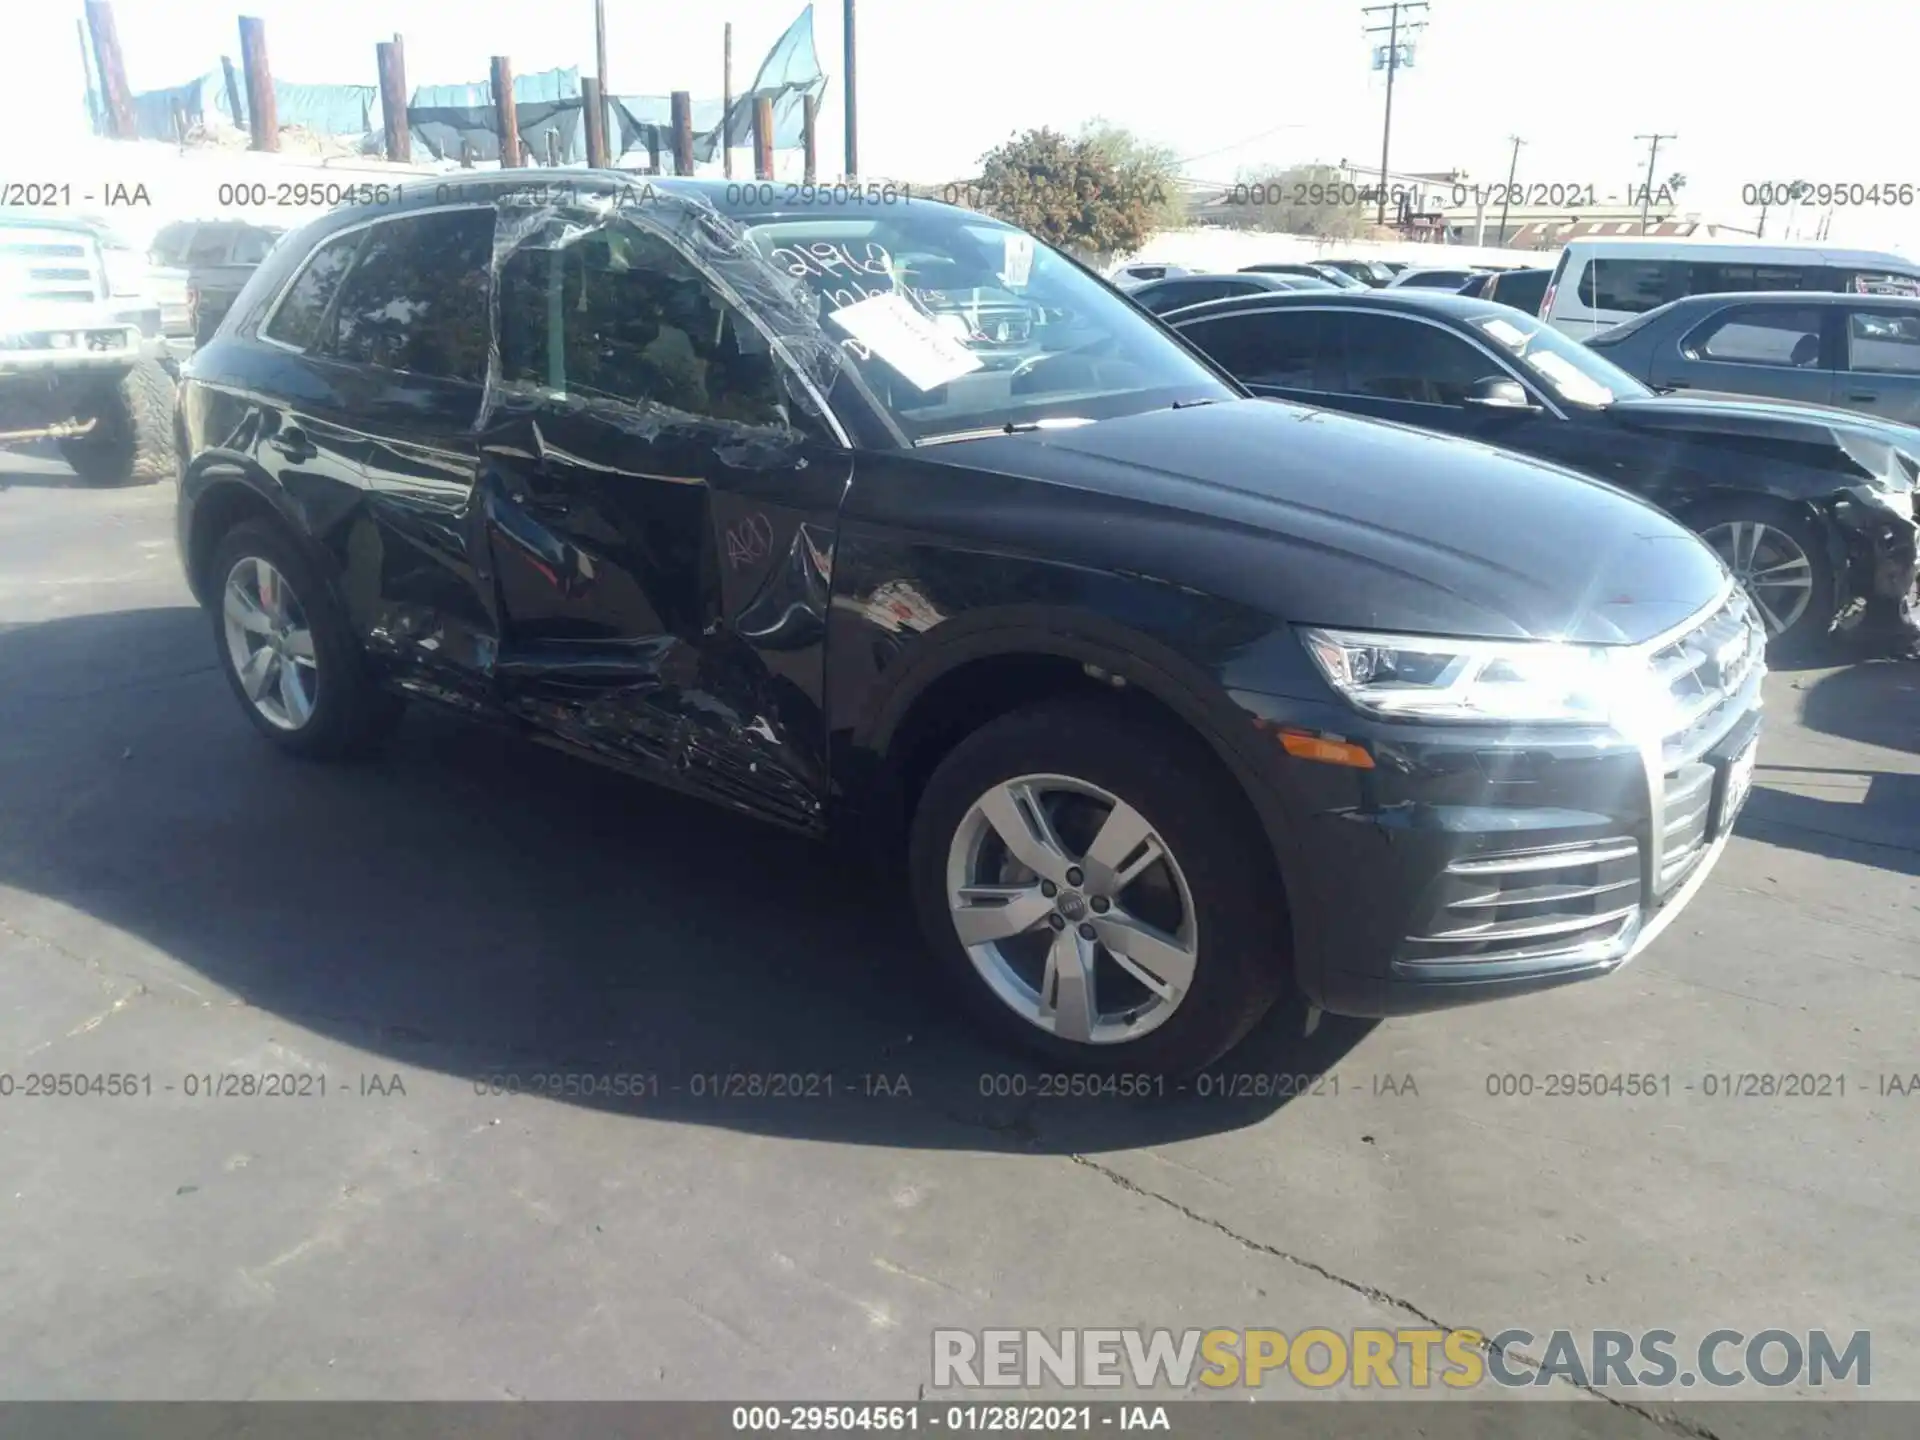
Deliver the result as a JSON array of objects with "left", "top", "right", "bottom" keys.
[{"left": 10, "top": 0, "right": 1919, "bottom": 255}]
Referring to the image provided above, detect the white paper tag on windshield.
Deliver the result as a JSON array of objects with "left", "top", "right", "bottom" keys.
[
  {"left": 1525, "top": 350, "right": 1615, "bottom": 407},
  {"left": 828, "top": 292, "right": 985, "bottom": 391},
  {"left": 1000, "top": 233, "right": 1035, "bottom": 289}
]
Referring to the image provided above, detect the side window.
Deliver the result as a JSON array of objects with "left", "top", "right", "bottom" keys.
[
  {"left": 261, "top": 229, "right": 362, "bottom": 351},
  {"left": 1684, "top": 263, "right": 1816, "bottom": 297},
  {"left": 1338, "top": 313, "right": 1496, "bottom": 405},
  {"left": 1847, "top": 312, "right": 1920, "bottom": 374},
  {"left": 1578, "top": 259, "right": 1679, "bottom": 314},
  {"left": 1842, "top": 271, "right": 1920, "bottom": 297},
  {"left": 1183, "top": 311, "right": 1322, "bottom": 388},
  {"left": 497, "top": 218, "right": 787, "bottom": 428},
  {"left": 1686, "top": 306, "right": 1825, "bottom": 367},
  {"left": 149, "top": 223, "right": 195, "bottom": 267},
  {"left": 323, "top": 210, "right": 494, "bottom": 383}
]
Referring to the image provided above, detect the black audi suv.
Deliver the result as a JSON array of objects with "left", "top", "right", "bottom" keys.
[{"left": 175, "top": 174, "right": 1765, "bottom": 1071}]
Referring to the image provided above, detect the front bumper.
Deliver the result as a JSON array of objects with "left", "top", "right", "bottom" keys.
[{"left": 1233, "top": 591, "right": 1766, "bottom": 1019}]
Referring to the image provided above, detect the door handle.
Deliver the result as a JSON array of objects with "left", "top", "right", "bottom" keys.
[
  {"left": 1847, "top": 393, "right": 1879, "bottom": 403},
  {"left": 268, "top": 426, "right": 315, "bottom": 460}
]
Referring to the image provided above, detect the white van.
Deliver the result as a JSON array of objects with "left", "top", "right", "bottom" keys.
[{"left": 1539, "top": 238, "right": 1920, "bottom": 339}]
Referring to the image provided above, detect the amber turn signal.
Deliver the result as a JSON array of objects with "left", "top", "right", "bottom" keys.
[{"left": 1278, "top": 729, "right": 1376, "bottom": 769}]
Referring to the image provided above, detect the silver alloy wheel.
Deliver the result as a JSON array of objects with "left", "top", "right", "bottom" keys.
[
  {"left": 944, "top": 773, "right": 1199, "bottom": 1045},
  {"left": 221, "top": 556, "right": 319, "bottom": 731},
  {"left": 1700, "top": 520, "right": 1814, "bottom": 637}
]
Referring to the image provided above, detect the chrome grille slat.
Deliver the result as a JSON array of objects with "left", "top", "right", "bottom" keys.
[
  {"left": 1418, "top": 905, "right": 1642, "bottom": 945},
  {"left": 1445, "top": 875, "right": 1639, "bottom": 910},
  {"left": 1449, "top": 841, "right": 1640, "bottom": 875}
]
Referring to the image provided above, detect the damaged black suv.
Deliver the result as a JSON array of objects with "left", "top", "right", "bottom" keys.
[{"left": 177, "top": 174, "right": 1765, "bottom": 1071}]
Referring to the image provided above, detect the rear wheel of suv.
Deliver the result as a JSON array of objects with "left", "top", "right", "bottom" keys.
[
  {"left": 908, "top": 700, "right": 1288, "bottom": 1074},
  {"left": 60, "top": 358, "right": 176, "bottom": 487},
  {"left": 1691, "top": 501, "right": 1835, "bottom": 655},
  {"left": 210, "top": 520, "right": 404, "bottom": 759}
]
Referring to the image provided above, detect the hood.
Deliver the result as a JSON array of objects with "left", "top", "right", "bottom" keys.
[
  {"left": 1607, "top": 392, "right": 1919, "bottom": 491},
  {"left": 931, "top": 399, "right": 1729, "bottom": 645}
]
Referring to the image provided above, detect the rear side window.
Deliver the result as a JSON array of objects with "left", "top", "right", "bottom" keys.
[
  {"left": 1491, "top": 270, "right": 1549, "bottom": 315},
  {"left": 1181, "top": 310, "right": 1323, "bottom": 389},
  {"left": 1842, "top": 271, "right": 1920, "bottom": 297},
  {"left": 1686, "top": 306, "right": 1826, "bottom": 367},
  {"left": 1577, "top": 259, "right": 1680, "bottom": 314},
  {"left": 261, "top": 229, "right": 362, "bottom": 350},
  {"left": 230, "top": 228, "right": 277, "bottom": 266},
  {"left": 1847, "top": 312, "right": 1920, "bottom": 373},
  {"left": 324, "top": 210, "right": 495, "bottom": 383}
]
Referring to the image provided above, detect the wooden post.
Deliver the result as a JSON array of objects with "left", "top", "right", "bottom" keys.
[
  {"left": 802, "top": 93, "right": 817, "bottom": 184},
  {"left": 76, "top": 19, "right": 100, "bottom": 136},
  {"left": 238, "top": 16, "right": 278, "bottom": 151},
  {"left": 722, "top": 23, "right": 733, "bottom": 179},
  {"left": 220, "top": 55, "right": 245, "bottom": 132},
  {"left": 594, "top": 0, "right": 610, "bottom": 163},
  {"left": 581, "top": 77, "right": 607, "bottom": 168},
  {"left": 752, "top": 96, "right": 773, "bottom": 181},
  {"left": 171, "top": 98, "right": 189, "bottom": 144},
  {"left": 84, "top": 1, "right": 136, "bottom": 140},
  {"left": 646, "top": 126, "right": 660, "bottom": 175},
  {"left": 546, "top": 128, "right": 560, "bottom": 166},
  {"left": 491, "top": 56, "right": 521, "bottom": 167},
  {"left": 461, "top": 138, "right": 475, "bottom": 169},
  {"left": 670, "top": 90, "right": 694, "bottom": 176},
  {"left": 376, "top": 37, "right": 410, "bottom": 163}
]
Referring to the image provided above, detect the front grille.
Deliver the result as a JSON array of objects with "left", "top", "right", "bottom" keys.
[
  {"left": 1402, "top": 837, "right": 1642, "bottom": 964},
  {"left": 1657, "top": 762, "right": 1714, "bottom": 892},
  {"left": 1651, "top": 588, "right": 1765, "bottom": 769},
  {"left": 0, "top": 232, "right": 103, "bottom": 304}
]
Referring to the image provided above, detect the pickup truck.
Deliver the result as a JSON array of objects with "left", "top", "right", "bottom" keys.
[{"left": 0, "top": 213, "right": 177, "bottom": 485}]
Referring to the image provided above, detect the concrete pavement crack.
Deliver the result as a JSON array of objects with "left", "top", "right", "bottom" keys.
[{"left": 1067, "top": 1154, "right": 1727, "bottom": 1440}]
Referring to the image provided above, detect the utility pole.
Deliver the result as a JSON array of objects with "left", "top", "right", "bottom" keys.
[
  {"left": 594, "top": 0, "right": 610, "bottom": 165},
  {"left": 1634, "top": 132, "right": 1674, "bottom": 233},
  {"left": 1497, "top": 135, "right": 1523, "bottom": 246},
  {"left": 1362, "top": 1, "right": 1427, "bottom": 227},
  {"left": 843, "top": 0, "right": 858, "bottom": 179}
]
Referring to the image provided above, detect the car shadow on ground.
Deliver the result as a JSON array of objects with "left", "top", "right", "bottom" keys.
[
  {"left": 0, "top": 605, "right": 1376, "bottom": 1155},
  {"left": 1739, "top": 658, "right": 1920, "bottom": 876}
]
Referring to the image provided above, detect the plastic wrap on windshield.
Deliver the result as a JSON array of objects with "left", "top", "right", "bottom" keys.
[{"left": 475, "top": 185, "right": 852, "bottom": 440}]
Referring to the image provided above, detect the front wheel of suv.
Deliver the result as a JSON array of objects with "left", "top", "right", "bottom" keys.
[
  {"left": 209, "top": 520, "right": 404, "bottom": 759},
  {"left": 1692, "top": 501, "right": 1835, "bottom": 656},
  {"left": 908, "top": 700, "right": 1289, "bottom": 1074}
]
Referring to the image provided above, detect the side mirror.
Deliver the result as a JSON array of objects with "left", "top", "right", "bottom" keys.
[{"left": 1461, "top": 375, "right": 1538, "bottom": 411}]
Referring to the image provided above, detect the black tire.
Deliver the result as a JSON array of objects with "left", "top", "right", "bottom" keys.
[
  {"left": 1687, "top": 498, "right": 1837, "bottom": 659},
  {"left": 59, "top": 358, "right": 176, "bottom": 487},
  {"left": 908, "top": 699, "right": 1289, "bottom": 1074},
  {"left": 209, "top": 519, "right": 404, "bottom": 760}
]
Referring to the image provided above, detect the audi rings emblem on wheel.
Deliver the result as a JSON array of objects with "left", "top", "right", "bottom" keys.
[
  {"left": 1699, "top": 520, "right": 1815, "bottom": 638},
  {"left": 221, "top": 556, "right": 319, "bottom": 731},
  {"left": 944, "top": 774, "right": 1198, "bottom": 1044}
]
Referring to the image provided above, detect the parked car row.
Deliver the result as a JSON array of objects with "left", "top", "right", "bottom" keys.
[
  {"left": 175, "top": 175, "right": 1779, "bottom": 1072},
  {"left": 1158, "top": 287, "right": 1920, "bottom": 653}
]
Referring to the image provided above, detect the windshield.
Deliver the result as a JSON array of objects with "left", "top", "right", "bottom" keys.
[
  {"left": 742, "top": 211, "right": 1233, "bottom": 443},
  {"left": 1467, "top": 308, "right": 1651, "bottom": 406}
]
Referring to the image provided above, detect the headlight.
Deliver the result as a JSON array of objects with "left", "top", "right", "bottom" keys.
[{"left": 1300, "top": 627, "right": 1633, "bottom": 724}]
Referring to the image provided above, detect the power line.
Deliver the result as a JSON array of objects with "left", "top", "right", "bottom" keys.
[{"left": 1362, "top": 1, "right": 1429, "bottom": 227}]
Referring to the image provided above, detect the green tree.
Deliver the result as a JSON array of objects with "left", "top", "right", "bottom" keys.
[
  {"left": 965, "top": 127, "right": 1169, "bottom": 256},
  {"left": 1213, "top": 163, "right": 1370, "bottom": 239},
  {"left": 1078, "top": 118, "right": 1186, "bottom": 232}
]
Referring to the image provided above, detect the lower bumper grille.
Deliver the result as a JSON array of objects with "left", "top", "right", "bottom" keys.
[
  {"left": 1657, "top": 762, "right": 1714, "bottom": 894},
  {"left": 1403, "top": 837, "right": 1642, "bottom": 965}
]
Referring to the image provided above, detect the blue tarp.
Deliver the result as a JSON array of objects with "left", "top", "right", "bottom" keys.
[{"left": 130, "top": 70, "right": 378, "bottom": 145}]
